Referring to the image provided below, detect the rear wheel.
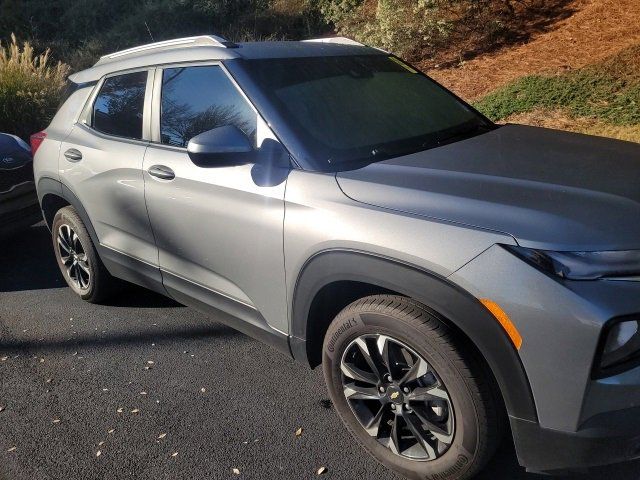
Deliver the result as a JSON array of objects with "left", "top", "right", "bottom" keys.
[
  {"left": 322, "top": 295, "right": 501, "bottom": 480},
  {"left": 52, "top": 206, "right": 118, "bottom": 303}
]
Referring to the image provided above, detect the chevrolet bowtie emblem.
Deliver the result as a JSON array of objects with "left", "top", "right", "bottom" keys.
[{"left": 390, "top": 391, "right": 400, "bottom": 400}]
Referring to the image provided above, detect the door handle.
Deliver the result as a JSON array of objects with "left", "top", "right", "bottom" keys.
[
  {"left": 64, "top": 148, "right": 83, "bottom": 162},
  {"left": 148, "top": 165, "right": 175, "bottom": 180}
]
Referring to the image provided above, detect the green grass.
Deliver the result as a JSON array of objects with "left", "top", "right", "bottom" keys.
[{"left": 474, "top": 45, "right": 640, "bottom": 126}]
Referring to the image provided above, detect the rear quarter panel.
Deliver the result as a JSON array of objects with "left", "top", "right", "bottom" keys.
[{"left": 34, "top": 85, "right": 95, "bottom": 192}]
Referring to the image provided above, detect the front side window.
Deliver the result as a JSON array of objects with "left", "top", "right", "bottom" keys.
[
  {"left": 92, "top": 71, "right": 147, "bottom": 139},
  {"left": 160, "top": 65, "right": 257, "bottom": 148}
]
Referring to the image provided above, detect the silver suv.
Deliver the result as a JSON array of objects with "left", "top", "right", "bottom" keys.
[{"left": 33, "top": 35, "right": 640, "bottom": 480}]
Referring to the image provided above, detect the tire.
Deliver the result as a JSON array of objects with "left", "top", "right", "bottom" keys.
[
  {"left": 322, "top": 295, "right": 501, "bottom": 480},
  {"left": 51, "top": 206, "right": 118, "bottom": 303}
]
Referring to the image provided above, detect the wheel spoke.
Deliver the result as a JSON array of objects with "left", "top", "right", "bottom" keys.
[
  {"left": 355, "top": 338, "right": 387, "bottom": 380},
  {"left": 411, "top": 405, "right": 453, "bottom": 443},
  {"left": 408, "top": 385, "right": 450, "bottom": 402},
  {"left": 399, "top": 357, "right": 430, "bottom": 386},
  {"left": 388, "top": 416, "right": 401, "bottom": 455},
  {"left": 364, "top": 406, "right": 387, "bottom": 437},
  {"left": 77, "top": 259, "right": 90, "bottom": 275},
  {"left": 341, "top": 361, "right": 378, "bottom": 385},
  {"left": 344, "top": 384, "right": 383, "bottom": 401},
  {"left": 403, "top": 411, "right": 438, "bottom": 458},
  {"left": 57, "top": 236, "right": 71, "bottom": 255}
]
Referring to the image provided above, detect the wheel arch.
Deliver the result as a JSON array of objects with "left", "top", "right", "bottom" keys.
[
  {"left": 37, "top": 177, "right": 100, "bottom": 246},
  {"left": 290, "top": 249, "right": 538, "bottom": 423}
]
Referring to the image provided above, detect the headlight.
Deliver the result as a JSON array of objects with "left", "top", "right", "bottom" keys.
[
  {"left": 506, "top": 246, "right": 640, "bottom": 280},
  {"left": 595, "top": 317, "right": 640, "bottom": 377}
]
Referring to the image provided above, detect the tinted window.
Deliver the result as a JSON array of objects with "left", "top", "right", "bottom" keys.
[
  {"left": 93, "top": 71, "right": 147, "bottom": 139},
  {"left": 160, "top": 66, "right": 257, "bottom": 147},
  {"left": 243, "top": 55, "right": 493, "bottom": 170}
]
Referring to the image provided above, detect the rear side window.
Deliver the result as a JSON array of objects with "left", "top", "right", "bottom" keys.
[
  {"left": 160, "top": 65, "right": 256, "bottom": 147},
  {"left": 92, "top": 71, "right": 147, "bottom": 139}
]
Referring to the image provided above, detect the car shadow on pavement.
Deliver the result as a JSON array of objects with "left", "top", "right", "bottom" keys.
[
  {"left": 0, "top": 322, "right": 241, "bottom": 354},
  {"left": 0, "top": 222, "right": 181, "bottom": 309},
  {"left": 0, "top": 223, "right": 65, "bottom": 292}
]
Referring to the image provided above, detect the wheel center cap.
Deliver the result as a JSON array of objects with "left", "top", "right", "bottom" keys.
[{"left": 386, "top": 385, "right": 404, "bottom": 404}]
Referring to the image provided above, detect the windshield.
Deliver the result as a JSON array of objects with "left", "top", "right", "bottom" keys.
[{"left": 242, "top": 55, "right": 493, "bottom": 170}]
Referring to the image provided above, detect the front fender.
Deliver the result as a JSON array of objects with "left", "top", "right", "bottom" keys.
[{"left": 290, "top": 249, "right": 537, "bottom": 423}]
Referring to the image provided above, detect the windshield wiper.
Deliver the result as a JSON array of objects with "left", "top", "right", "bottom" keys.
[{"left": 434, "top": 122, "right": 492, "bottom": 147}]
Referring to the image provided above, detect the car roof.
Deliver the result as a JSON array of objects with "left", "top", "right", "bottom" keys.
[{"left": 69, "top": 36, "right": 385, "bottom": 84}]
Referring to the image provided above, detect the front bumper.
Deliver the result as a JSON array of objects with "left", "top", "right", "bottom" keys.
[
  {"left": 450, "top": 244, "right": 640, "bottom": 471},
  {"left": 511, "top": 406, "right": 640, "bottom": 473}
]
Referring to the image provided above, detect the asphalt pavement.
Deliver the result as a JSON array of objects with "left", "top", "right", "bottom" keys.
[{"left": 1, "top": 223, "right": 639, "bottom": 480}]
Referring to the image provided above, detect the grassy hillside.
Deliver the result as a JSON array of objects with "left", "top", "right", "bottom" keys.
[{"left": 473, "top": 44, "right": 640, "bottom": 142}]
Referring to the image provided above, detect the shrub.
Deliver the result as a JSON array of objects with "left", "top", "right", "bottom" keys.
[
  {"left": 0, "top": 34, "right": 69, "bottom": 141},
  {"left": 474, "top": 44, "right": 640, "bottom": 125},
  {"left": 317, "top": 0, "right": 572, "bottom": 64}
]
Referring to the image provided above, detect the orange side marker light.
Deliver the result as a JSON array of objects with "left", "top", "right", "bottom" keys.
[{"left": 480, "top": 299, "right": 523, "bottom": 350}]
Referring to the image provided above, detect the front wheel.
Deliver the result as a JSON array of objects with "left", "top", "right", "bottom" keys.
[{"left": 322, "top": 295, "right": 501, "bottom": 480}]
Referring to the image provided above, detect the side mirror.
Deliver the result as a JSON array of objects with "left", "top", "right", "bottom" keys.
[{"left": 187, "top": 125, "right": 253, "bottom": 166}]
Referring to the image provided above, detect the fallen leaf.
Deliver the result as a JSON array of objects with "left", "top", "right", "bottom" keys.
[
  {"left": 1, "top": 356, "right": 8, "bottom": 361},
  {"left": 171, "top": 452, "right": 178, "bottom": 457},
  {"left": 232, "top": 468, "right": 240, "bottom": 475},
  {"left": 52, "top": 419, "right": 61, "bottom": 424},
  {"left": 98, "top": 441, "right": 105, "bottom": 446},
  {"left": 140, "top": 391, "right": 147, "bottom": 395},
  {"left": 0, "top": 406, "right": 5, "bottom": 412},
  {"left": 39, "top": 358, "right": 45, "bottom": 363},
  {"left": 295, "top": 427, "right": 303, "bottom": 437},
  {"left": 108, "top": 429, "right": 115, "bottom": 434},
  {"left": 158, "top": 433, "right": 167, "bottom": 439},
  {"left": 317, "top": 466, "right": 327, "bottom": 475},
  {"left": 7, "top": 447, "right": 16, "bottom": 452},
  {"left": 46, "top": 378, "right": 52, "bottom": 383},
  {"left": 147, "top": 361, "right": 154, "bottom": 365},
  {"left": 200, "top": 388, "right": 206, "bottom": 393},
  {"left": 96, "top": 450, "right": 101, "bottom": 457},
  {"left": 116, "top": 408, "right": 124, "bottom": 413},
  {"left": 144, "top": 366, "right": 152, "bottom": 370},
  {"left": 102, "top": 388, "right": 109, "bottom": 392},
  {"left": 130, "top": 409, "right": 140, "bottom": 414}
]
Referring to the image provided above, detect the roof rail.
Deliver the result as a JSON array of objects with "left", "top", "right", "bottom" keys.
[
  {"left": 99, "top": 35, "right": 238, "bottom": 62},
  {"left": 302, "top": 37, "right": 364, "bottom": 46}
]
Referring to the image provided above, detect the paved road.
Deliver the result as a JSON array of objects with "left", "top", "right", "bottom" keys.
[{"left": 1, "top": 224, "right": 639, "bottom": 480}]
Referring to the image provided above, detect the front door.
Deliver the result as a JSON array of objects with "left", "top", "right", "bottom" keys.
[{"left": 143, "top": 63, "right": 288, "bottom": 334}]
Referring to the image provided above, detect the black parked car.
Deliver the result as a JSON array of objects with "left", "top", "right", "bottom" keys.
[{"left": 0, "top": 133, "right": 41, "bottom": 236}]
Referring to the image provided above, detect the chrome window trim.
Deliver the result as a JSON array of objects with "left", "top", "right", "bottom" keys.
[
  {"left": 149, "top": 61, "right": 267, "bottom": 150},
  {"left": 78, "top": 67, "right": 155, "bottom": 143}
]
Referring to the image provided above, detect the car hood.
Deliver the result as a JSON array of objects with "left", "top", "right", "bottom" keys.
[{"left": 336, "top": 124, "right": 640, "bottom": 251}]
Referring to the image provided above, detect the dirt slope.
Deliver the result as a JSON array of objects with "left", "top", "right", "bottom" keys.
[{"left": 427, "top": 0, "right": 640, "bottom": 101}]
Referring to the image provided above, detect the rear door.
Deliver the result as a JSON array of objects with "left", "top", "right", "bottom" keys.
[
  {"left": 59, "top": 69, "right": 158, "bottom": 268},
  {"left": 142, "top": 63, "right": 289, "bottom": 334}
]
